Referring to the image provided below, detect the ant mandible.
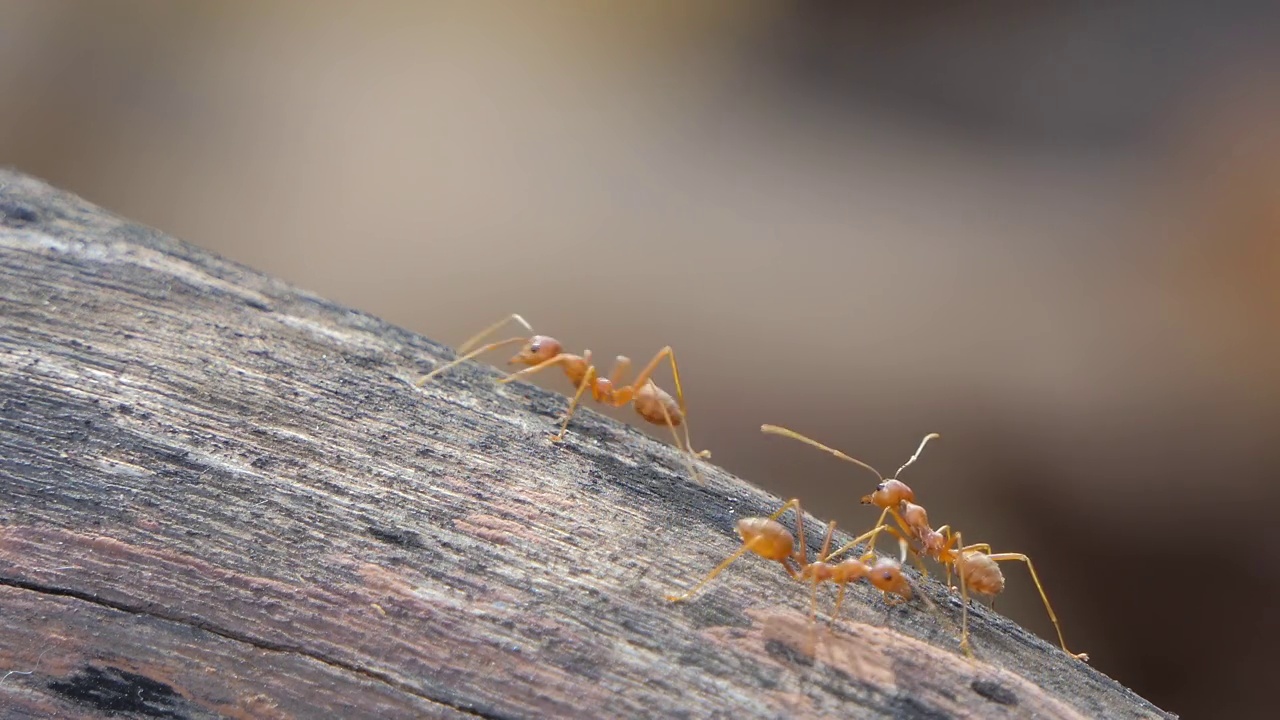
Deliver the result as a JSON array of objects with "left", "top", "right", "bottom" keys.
[
  {"left": 760, "top": 425, "right": 1087, "bottom": 661},
  {"left": 416, "top": 314, "right": 710, "bottom": 483}
]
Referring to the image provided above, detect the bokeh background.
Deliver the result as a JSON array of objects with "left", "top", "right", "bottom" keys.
[{"left": 5, "top": 2, "right": 1279, "bottom": 717}]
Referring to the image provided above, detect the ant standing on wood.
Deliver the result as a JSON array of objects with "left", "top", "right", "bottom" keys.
[
  {"left": 760, "top": 425, "right": 1089, "bottom": 661},
  {"left": 761, "top": 425, "right": 938, "bottom": 568},
  {"left": 665, "top": 498, "right": 915, "bottom": 629},
  {"left": 416, "top": 314, "right": 710, "bottom": 484}
]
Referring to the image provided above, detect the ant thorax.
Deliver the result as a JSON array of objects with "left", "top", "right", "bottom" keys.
[
  {"left": 920, "top": 529, "right": 948, "bottom": 556},
  {"left": 802, "top": 562, "right": 835, "bottom": 583},
  {"left": 590, "top": 377, "right": 616, "bottom": 403}
]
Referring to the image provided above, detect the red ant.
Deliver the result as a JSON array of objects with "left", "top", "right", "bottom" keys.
[
  {"left": 665, "top": 498, "right": 915, "bottom": 629},
  {"left": 761, "top": 425, "right": 937, "bottom": 568},
  {"left": 415, "top": 314, "right": 710, "bottom": 483},
  {"left": 885, "top": 501, "right": 1089, "bottom": 661},
  {"left": 760, "top": 425, "right": 1088, "bottom": 661}
]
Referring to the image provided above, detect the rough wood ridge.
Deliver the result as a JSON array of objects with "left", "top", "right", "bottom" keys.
[{"left": 0, "top": 169, "right": 1174, "bottom": 719}]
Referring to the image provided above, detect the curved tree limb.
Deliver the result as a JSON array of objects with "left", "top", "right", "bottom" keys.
[{"left": 0, "top": 169, "right": 1173, "bottom": 719}]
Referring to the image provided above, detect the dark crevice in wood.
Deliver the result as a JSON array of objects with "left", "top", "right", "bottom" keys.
[{"left": 0, "top": 576, "right": 503, "bottom": 719}]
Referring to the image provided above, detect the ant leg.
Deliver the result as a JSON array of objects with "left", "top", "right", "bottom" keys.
[
  {"left": 769, "top": 499, "right": 803, "bottom": 522},
  {"left": 497, "top": 352, "right": 581, "bottom": 385},
  {"left": 759, "top": 425, "right": 885, "bottom": 483},
  {"left": 810, "top": 521, "right": 838, "bottom": 623},
  {"left": 655, "top": 398, "right": 703, "bottom": 485},
  {"left": 608, "top": 355, "right": 631, "bottom": 385},
  {"left": 458, "top": 313, "right": 534, "bottom": 354},
  {"left": 983, "top": 551, "right": 1089, "bottom": 661},
  {"left": 886, "top": 507, "right": 930, "bottom": 578},
  {"left": 552, "top": 365, "right": 597, "bottom": 442},
  {"left": 665, "top": 537, "right": 764, "bottom": 602},
  {"left": 955, "top": 531, "right": 974, "bottom": 658},
  {"left": 497, "top": 351, "right": 598, "bottom": 442},
  {"left": 843, "top": 506, "right": 928, "bottom": 578},
  {"left": 415, "top": 336, "right": 528, "bottom": 386},
  {"left": 826, "top": 523, "right": 898, "bottom": 562},
  {"left": 626, "top": 346, "right": 710, "bottom": 459},
  {"left": 791, "top": 499, "right": 808, "bottom": 569},
  {"left": 860, "top": 506, "right": 891, "bottom": 555},
  {"left": 817, "top": 520, "right": 837, "bottom": 562},
  {"left": 666, "top": 499, "right": 800, "bottom": 602}
]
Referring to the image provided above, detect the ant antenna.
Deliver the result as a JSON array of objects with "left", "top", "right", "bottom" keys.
[
  {"left": 415, "top": 314, "right": 534, "bottom": 387},
  {"left": 895, "top": 433, "right": 940, "bottom": 478},
  {"left": 458, "top": 313, "right": 533, "bottom": 354},
  {"left": 760, "top": 425, "right": 884, "bottom": 483}
]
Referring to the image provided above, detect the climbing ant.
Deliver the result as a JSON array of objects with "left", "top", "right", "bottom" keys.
[
  {"left": 881, "top": 502, "right": 1089, "bottom": 661},
  {"left": 760, "top": 425, "right": 1088, "bottom": 661},
  {"left": 761, "top": 424, "right": 938, "bottom": 564},
  {"left": 415, "top": 314, "right": 710, "bottom": 483},
  {"left": 665, "top": 498, "right": 914, "bottom": 628}
]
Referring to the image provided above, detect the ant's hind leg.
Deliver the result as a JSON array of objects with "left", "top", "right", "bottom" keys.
[
  {"left": 629, "top": 346, "right": 711, "bottom": 459},
  {"left": 955, "top": 531, "right": 974, "bottom": 658},
  {"left": 656, "top": 401, "right": 702, "bottom": 485},
  {"left": 665, "top": 499, "right": 801, "bottom": 602},
  {"left": 665, "top": 539, "right": 760, "bottom": 602},
  {"left": 985, "top": 551, "right": 1089, "bottom": 661}
]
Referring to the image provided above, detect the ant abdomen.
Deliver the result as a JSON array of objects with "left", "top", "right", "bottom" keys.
[
  {"left": 801, "top": 561, "right": 835, "bottom": 584},
  {"left": 633, "top": 382, "right": 685, "bottom": 426},
  {"left": 735, "top": 518, "right": 794, "bottom": 561},
  {"left": 959, "top": 551, "right": 1005, "bottom": 596}
]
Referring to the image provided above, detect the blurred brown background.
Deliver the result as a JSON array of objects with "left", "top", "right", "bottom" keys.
[{"left": 4, "top": 2, "right": 1279, "bottom": 717}]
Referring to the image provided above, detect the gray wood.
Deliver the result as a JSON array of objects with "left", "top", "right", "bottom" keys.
[{"left": 0, "top": 168, "right": 1173, "bottom": 719}]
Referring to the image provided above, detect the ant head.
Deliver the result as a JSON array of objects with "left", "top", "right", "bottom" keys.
[
  {"left": 862, "top": 479, "right": 915, "bottom": 509},
  {"left": 736, "top": 518, "right": 793, "bottom": 561},
  {"left": 509, "top": 335, "right": 561, "bottom": 365},
  {"left": 869, "top": 557, "right": 912, "bottom": 599}
]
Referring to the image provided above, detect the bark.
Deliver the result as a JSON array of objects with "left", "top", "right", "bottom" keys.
[{"left": 0, "top": 169, "right": 1173, "bottom": 719}]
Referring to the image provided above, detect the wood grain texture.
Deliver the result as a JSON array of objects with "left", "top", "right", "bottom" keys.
[{"left": 0, "top": 168, "right": 1173, "bottom": 719}]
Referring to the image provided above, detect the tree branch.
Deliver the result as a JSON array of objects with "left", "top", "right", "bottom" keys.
[{"left": 0, "top": 169, "right": 1174, "bottom": 719}]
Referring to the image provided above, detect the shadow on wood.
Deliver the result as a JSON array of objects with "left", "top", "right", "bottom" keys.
[{"left": 0, "top": 169, "right": 1173, "bottom": 719}]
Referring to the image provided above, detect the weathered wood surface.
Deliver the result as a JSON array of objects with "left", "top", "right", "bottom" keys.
[{"left": 0, "top": 168, "right": 1173, "bottom": 719}]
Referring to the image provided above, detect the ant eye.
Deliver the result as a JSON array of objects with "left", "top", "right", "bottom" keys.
[{"left": 529, "top": 342, "right": 541, "bottom": 353}]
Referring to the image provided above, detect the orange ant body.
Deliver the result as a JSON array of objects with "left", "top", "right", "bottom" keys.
[
  {"left": 666, "top": 498, "right": 914, "bottom": 628},
  {"left": 416, "top": 314, "right": 709, "bottom": 482},
  {"left": 760, "top": 425, "right": 1088, "bottom": 662}
]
